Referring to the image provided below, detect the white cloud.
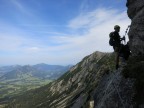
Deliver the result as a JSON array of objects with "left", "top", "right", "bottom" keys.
[
  {"left": 43, "top": 8, "right": 131, "bottom": 64},
  {"left": 53, "top": 8, "right": 131, "bottom": 52},
  {"left": 26, "top": 47, "right": 40, "bottom": 53},
  {"left": 0, "top": 8, "right": 131, "bottom": 65},
  {"left": 68, "top": 8, "right": 126, "bottom": 29}
]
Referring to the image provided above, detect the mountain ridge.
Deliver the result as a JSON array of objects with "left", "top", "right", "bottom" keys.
[{"left": 4, "top": 51, "right": 115, "bottom": 108}]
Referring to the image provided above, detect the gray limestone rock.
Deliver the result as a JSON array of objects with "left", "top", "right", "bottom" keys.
[
  {"left": 93, "top": 69, "right": 135, "bottom": 108},
  {"left": 127, "top": 0, "right": 144, "bottom": 55}
]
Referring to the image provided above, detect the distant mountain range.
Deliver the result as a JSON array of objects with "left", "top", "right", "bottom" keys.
[
  {"left": 0, "top": 65, "right": 21, "bottom": 77},
  {"left": 0, "top": 64, "right": 72, "bottom": 105},
  {"left": 0, "top": 64, "right": 72, "bottom": 80}
]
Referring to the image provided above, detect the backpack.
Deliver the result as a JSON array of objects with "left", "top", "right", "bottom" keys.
[{"left": 109, "top": 32, "right": 115, "bottom": 46}]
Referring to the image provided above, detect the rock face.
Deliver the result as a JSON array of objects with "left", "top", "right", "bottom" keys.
[
  {"left": 93, "top": 68, "right": 135, "bottom": 108},
  {"left": 127, "top": 0, "right": 144, "bottom": 55}
]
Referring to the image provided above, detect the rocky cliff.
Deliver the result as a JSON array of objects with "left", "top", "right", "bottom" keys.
[
  {"left": 94, "top": 0, "right": 144, "bottom": 107},
  {"left": 93, "top": 68, "right": 135, "bottom": 108},
  {"left": 126, "top": 0, "right": 144, "bottom": 106},
  {"left": 127, "top": 0, "right": 144, "bottom": 55}
]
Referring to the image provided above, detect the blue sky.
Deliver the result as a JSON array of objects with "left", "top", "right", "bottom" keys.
[{"left": 0, "top": 0, "right": 131, "bottom": 66}]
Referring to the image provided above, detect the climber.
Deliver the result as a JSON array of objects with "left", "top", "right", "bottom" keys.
[{"left": 109, "top": 25, "right": 125, "bottom": 70}]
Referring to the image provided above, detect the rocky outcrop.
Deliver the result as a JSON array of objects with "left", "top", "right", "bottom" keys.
[
  {"left": 46, "top": 51, "right": 110, "bottom": 108},
  {"left": 94, "top": 0, "right": 144, "bottom": 107},
  {"left": 127, "top": 0, "right": 144, "bottom": 55},
  {"left": 93, "top": 68, "right": 135, "bottom": 108},
  {"left": 122, "top": 1, "right": 144, "bottom": 99}
]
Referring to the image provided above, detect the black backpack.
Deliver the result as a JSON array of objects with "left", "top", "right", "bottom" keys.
[{"left": 109, "top": 32, "right": 115, "bottom": 46}]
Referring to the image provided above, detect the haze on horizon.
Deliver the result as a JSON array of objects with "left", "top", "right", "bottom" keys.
[{"left": 0, "top": 0, "right": 131, "bottom": 66}]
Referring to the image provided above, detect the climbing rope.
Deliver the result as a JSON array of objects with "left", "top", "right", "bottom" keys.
[
  {"left": 111, "top": 71, "right": 126, "bottom": 108},
  {"left": 99, "top": 71, "right": 126, "bottom": 108},
  {"left": 123, "top": 25, "right": 131, "bottom": 44},
  {"left": 124, "top": 25, "right": 130, "bottom": 37},
  {"left": 112, "top": 81, "right": 125, "bottom": 108},
  {"left": 119, "top": 25, "right": 131, "bottom": 55}
]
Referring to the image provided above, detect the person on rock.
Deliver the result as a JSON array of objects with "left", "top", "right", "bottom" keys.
[{"left": 109, "top": 25, "right": 125, "bottom": 69}]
